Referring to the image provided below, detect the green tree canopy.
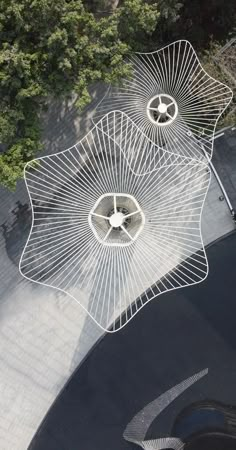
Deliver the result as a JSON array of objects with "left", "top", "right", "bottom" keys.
[{"left": 0, "top": 0, "right": 159, "bottom": 189}]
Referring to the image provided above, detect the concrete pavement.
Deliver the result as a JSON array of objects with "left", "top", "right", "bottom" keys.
[{"left": 0, "top": 90, "right": 235, "bottom": 449}]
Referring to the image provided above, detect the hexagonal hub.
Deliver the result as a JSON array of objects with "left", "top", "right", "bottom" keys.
[
  {"left": 147, "top": 93, "right": 178, "bottom": 126},
  {"left": 88, "top": 193, "right": 145, "bottom": 246}
]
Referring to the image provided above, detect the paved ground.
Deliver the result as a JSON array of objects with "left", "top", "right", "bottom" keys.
[
  {"left": 213, "top": 127, "right": 236, "bottom": 211},
  {"left": 0, "top": 94, "right": 235, "bottom": 449},
  {"left": 0, "top": 87, "right": 107, "bottom": 450},
  {"left": 28, "top": 231, "right": 236, "bottom": 450}
]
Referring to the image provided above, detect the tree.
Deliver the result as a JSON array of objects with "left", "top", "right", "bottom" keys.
[
  {"left": 0, "top": 0, "right": 159, "bottom": 189},
  {"left": 201, "top": 42, "right": 236, "bottom": 130},
  {"left": 144, "top": 0, "right": 183, "bottom": 44},
  {"left": 167, "top": 0, "right": 236, "bottom": 49}
]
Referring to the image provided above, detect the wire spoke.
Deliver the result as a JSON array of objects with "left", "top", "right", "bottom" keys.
[{"left": 19, "top": 40, "right": 226, "bottom": 332}]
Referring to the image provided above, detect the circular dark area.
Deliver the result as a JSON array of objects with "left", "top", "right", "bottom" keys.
[
  {"left": 29, "top": 232, "right": 236, "bottom": 450},
  {"left": 185, "top": 433, "right": 236, "bottom": 450}
]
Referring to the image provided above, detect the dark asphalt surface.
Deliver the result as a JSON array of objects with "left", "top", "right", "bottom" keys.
[{"left": 29, "top": 231, "right": 236, "bottom": 450}]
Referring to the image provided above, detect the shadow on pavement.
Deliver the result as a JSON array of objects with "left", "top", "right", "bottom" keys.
[
  {"left": 28, "top": 231, "right": 236, "bottom": 450},
  {"left": 1, "top": 201, "right": 31, "bottom": 265}
]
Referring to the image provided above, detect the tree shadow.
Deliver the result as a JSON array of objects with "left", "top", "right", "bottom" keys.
[
  {"left": 0, "top": 87, "right": 105, "bottom": 266},
  {"left": 1, "top": 200, "right": 31, "bottom": 266},
  {"left": 41, "top": 83, "right": 108, "bottom": 156}
]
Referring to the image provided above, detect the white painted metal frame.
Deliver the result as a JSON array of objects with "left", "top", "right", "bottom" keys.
[
  {"left": 94, "top": 40, "right": 233, "bottom": 160},
  {"left": 19, "top": 111, "right": 210, "bottom": 332},
  {"left": 88, "top": 193, "right": 145, "bottom": 246}
]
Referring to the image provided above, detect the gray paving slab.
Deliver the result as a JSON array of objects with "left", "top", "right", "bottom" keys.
[
  {"left": 213, "top": 128, "right": 236, "bottom": 211},
  {"left": 201, "top": 169, "right": 235, "bottom": 245},
  {"left": 0, "top": 86, "right": 106, "bottom": 450},
  {"left": 0, "top": 91, "right": 235, "bottom": 449}
]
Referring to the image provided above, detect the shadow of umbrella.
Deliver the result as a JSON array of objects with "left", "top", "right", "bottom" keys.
[{"left": 1, "top": 201, "right": 31, "bottom": 265}]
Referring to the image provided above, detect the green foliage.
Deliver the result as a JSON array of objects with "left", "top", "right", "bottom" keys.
[
  {"left": 0, "top": 0, "right": 160, "bottom": 189},
  {"left": 166, "top": 0, "right": 236, "bottom": 49},
  {"left": 117, "top": 0, "right": 159, "bottom": 49},
  {"left": 0, "top": 137, "right": 42, "bottom": 190},
  {"left": 2, "top": 0, "right": 234, "bottom": 191},
  {"left": 219, "top": 108, "right": 236, "bottom": 129},
  {"left": 149, "top": 0, "right": 183, "bottom": 43},
  {"left": 201, "top": 43, "right": 236, "bottom": 129},
  {"left": 201, "top": 43, "right": 228, "bottom": 83},
  {"left": 158, "top": 0, "right": 183, "bottom": 22}
]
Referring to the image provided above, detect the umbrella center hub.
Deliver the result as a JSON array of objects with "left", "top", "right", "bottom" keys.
[
  {"left": 158, "top": 102, "right": 167, "bottom": 114},
  {"left": 89, "top": 193, "right": 145, "bottom": 247},
  {"left": 147, "top": 93, "right": 178, "bottom": 126},
  {"left": 109, "top": 212, "right": 124, "bottom": 228}
]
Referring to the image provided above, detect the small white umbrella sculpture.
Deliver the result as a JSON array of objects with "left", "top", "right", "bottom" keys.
[
  {"left": 19, "top": 41, "right": 233, "bottom": 331},
  {"left": 94, "top": 40, "right": 233, "bottom": 160},
  {"left": 20, "top": 111, "right": 210, "bottom": 332}
]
